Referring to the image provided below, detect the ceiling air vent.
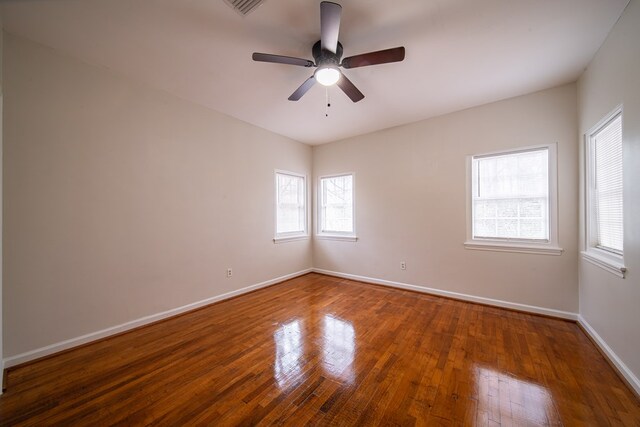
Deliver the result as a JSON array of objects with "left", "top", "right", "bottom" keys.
[{"left": 223, "top": 0, "right": 266, "bottom": 16}]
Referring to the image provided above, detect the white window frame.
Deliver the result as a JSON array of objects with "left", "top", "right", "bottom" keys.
[
  {"left": 317, "top": 173, "right": 357, "bottom": 242},
  {"left": 274, "top": 170, "right": 309, "bottom": 243},
  {"left": 581, "top": 106, "right": 626, "bottom": 278},
  {"left": 464, "top": 143, "right": 562, "bottom": 255}
]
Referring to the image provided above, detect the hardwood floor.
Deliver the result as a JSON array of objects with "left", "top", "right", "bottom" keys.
[{"left": 1, "top": 273, "right": 639, "bottom": 426}]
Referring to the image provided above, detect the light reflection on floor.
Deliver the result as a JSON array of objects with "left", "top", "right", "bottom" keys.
[
  {"left": 322, "top": 315, "right": 355, "bottom": 384},
  {"left": 274, "top": 319, "right": 303, "bottom": 389},
  {"left": 273, "top": 315, "right": 356, "bottom": 389},
  {"left": 474, "top": 365, "right": 557, "bottom": 425}
]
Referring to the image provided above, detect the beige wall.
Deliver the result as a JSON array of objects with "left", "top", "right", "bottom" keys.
[
  {"left": 6, "top": 6, "right": 638, "bottom": 381},
  {"left": 3, "top": 34, "right": 312, "bottom": 358},
  {"left": 578, "top": 0, "right": 640, "bottom": 381},
  {"left": 0, "top": 24, "right": 4, "bottom": 391},
  {"left": 313, "top": 84, "right": 579, "bottom": 313}
]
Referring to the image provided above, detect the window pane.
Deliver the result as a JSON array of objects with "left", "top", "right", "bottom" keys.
[
  {"left": 321, "top": 175, "right": 353, "bottom": 233},
  {"left": 473, "top": 148, "right": 549, "bottom": 241},
  {"left": 276, "top": 173, "right": 305, "bottom": 234},
  {"left": 594, "top": 114, "right": 623, "bottom": 253}
]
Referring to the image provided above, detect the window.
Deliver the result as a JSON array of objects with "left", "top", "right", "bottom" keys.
[
  {"left": 582, "top": 107, "right": 625, "bottom": 277},
  {"left": 274, "top": 171, "right": 307, "bottom": 242},
  {"left": 318, "top": 174, "right": 356, "bottom": 241},
  {"left": 473, "top": 148, "right": 549, "bottom": 241},
  {"left": 465, "top": 144, "right": 562, "bottom": 255}
]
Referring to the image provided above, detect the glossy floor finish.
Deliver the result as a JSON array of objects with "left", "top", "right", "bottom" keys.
[{"left": 1, "top": 273, "right": 639, "bottom": 426}]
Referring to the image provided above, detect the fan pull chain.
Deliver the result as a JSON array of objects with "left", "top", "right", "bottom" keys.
[{"left": 325, "top": 88, "right": 331, "bottom": 117}]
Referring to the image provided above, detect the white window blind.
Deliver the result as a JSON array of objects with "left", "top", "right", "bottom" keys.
[
  {"left": 276, "top": 172, "right": 305, "bottom": 235},
  {"left": 593, "top": 114, "right": 623, "bottom": 253},
  {"left": 472, "top": 148, "right": 549, "bottom": 241},
  {"left": 320, "top": 174, "right": 354, "bottom": 234}
]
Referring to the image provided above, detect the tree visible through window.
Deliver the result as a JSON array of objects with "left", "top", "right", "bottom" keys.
[
  {"left": 472, "top": 148, "right": 549, "bottom": 241},
  {"left": 320, "top": 174, "right": 354, "bottom": 235},
  {"left": 275, "top": 171, "right": 306, "bottom": 237}
]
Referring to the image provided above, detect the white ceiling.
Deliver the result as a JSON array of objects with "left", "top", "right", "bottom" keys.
[{"left": 0, "top": 0, "right": 629, "bottom": 144}]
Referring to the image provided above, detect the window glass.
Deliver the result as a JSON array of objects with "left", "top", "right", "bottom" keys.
[
  {"left": 591, "top": 113, "right": 623, "bottom": 254},
  {"left": 320, "top": 174, "right": 354, "bottom": 234},
  {"left": 276, "top": 172, "right": 306, "bottom": 236},
  {"left": 472, "top": 148, "right": 549, "bottom": 241}
]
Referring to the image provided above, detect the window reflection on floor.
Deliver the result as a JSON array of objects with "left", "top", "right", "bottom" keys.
[
  {"left": 274, "top": 320, "right": 303, "bottom": 389},
  {"left": 273, "top": 315, "right": 356, "bottom": 388},
  {"left": 322, "top": 315, "right": 355, "bottom": 384},
  {"left": 474, "top": 365, "right": 557, "bottom": 425}
]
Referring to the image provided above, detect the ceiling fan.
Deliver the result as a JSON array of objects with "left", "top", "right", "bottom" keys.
[{"left": 252, "top": 1, "right": 405, "bottom": 103}]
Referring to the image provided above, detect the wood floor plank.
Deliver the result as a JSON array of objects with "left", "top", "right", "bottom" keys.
[{"left": 1, "top": 272, "right": 639, "bottom": 426}]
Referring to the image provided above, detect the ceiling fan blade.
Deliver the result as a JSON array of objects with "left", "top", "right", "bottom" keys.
[
  {"left": 288, "top": 76, "right": 317, "bottom": 101},
  {"left": 252, "top": 53, "right": 314, "bottom": 67},
  {"left": 337, "top": 73, "right": 364, "bottom": 103},
  {"left": 341, "top": 47, "right": 406, "bottom": 69},
  {"left": 320, "top": 2, "right": 342, "bottom": 54}
]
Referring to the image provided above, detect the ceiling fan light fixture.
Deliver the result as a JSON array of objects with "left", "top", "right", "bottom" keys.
[
  {"left": 252, "top": 2, "right": 404, "bottom": 102},
  {"left": 315, "top": 66, "right": 341, "bottom": 86}
]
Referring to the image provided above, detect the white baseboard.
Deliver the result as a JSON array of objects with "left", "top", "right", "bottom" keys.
[
  {"left": 577, "top": 315, "right": 640, "bottom": 396},
  {"left": 313, "top": 270, "right": 640, "bottom": 395},
  {"left": 3, "top": 268, "right": 312, "bottom": 369},
  {"left": 6, "top": 268, "right": 638, "bottom": 398},
  {"left": 312, "top": 268, "right": 578, "bottom": 320}
]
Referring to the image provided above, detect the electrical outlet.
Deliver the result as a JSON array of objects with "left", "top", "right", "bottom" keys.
[
  {"left": 227, "top": 268, "right": 233, "bottom": 278},
  {"left": 400, "top": 261, "right": 406, "bottom": 270}
]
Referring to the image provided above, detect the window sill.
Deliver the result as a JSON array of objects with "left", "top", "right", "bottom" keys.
[
  {"left": 273, "top": 235, "right": 309, "bottom": 244},
  {"left": 316, "top": 234, "right": 358, "bottom": 242},
  {"left": 581, "top": 250, "right": 626, "bottom": 278},
  {"left": 464, "top": 240, "right": 563, "bottom": 256}
]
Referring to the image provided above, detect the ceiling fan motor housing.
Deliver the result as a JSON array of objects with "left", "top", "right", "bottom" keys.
[
  {"left": 313, "top": 40, "right": 343, "bottom": 67},
  {"left": 251, "top": 0, "right": 404, "bottom": 102}
]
